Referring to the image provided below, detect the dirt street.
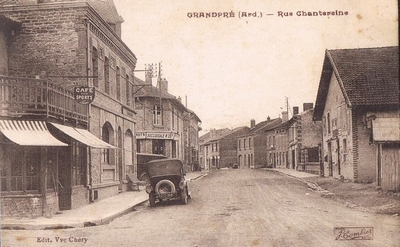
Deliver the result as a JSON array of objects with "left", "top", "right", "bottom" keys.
[{"left": 2, "top": 169, "right": 400, "bottom": 247}]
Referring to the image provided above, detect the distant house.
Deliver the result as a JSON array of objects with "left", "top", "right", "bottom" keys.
[
  {"left": 266, "top": 112, "right": 289, "bottom": 169},
  {"left": 313, "top": 46, "right": 399, "bottom": 190},
  {"left": 199, "top": 128, "right": 230, "bottom": 170},
  {"left": 237, "top": 117, "right": 282, "bottom": 169},
  {"left": 200, "top": 127, "right": 249, "bottom": 169},
  {"left": 287, "top": 104, "right": 322, "bottom": 174},
  {"left": 134, "top": 76, "right": 201, "bottom": 166}
]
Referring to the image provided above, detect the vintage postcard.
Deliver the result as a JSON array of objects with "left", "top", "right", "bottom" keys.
[{"left": 0, "top": 0, "right": 399, "bottom": 246}]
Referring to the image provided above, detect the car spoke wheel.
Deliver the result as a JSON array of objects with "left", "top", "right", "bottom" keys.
[{"left": 181, "top": 187, "right": 188, "bottom": 205}]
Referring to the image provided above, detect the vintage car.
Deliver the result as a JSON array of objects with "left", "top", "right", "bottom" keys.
[{"left": 145, "top": 158, "right": 190, "bottom": 207}]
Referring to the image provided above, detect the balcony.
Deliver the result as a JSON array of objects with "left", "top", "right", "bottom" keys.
[{"left": 0, "top": 76, "right": 88, "bottom": 124}]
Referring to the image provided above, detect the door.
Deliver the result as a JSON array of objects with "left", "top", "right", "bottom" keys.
[
  {"left": 328, "top": 142, "right": 333, "bottom": 177},
  {"left": 337, "top": 139, "right": 341, "bottom": 175},
  {"left": 291, "top": 150, "right": 295, "bottom": 169},
  {"left": 58, "top": 147, "right": 71, "bottom": 210}
]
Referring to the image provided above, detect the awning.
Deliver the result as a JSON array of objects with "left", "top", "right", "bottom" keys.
[
  {"left": 372, "top": 118, "right": 400, "bottom": 142},
  {"left": 0, "top": 120, "right": 67, "bottom": 146},
  {"left": 50, "top": 123, "right": 116, "bottom": 149}
]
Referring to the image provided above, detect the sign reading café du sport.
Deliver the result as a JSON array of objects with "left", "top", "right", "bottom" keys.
[{"left": 74, "top": 86, "right": 95, "bottom": 104}]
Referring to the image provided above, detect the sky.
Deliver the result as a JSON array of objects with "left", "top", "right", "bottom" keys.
[{"left": 113, "top": 0, "right": 398, "bottom": 135}]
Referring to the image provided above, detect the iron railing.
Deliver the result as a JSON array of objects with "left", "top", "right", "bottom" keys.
[{"left": 0, "top": 76, "right": 88, "bottom": 123}]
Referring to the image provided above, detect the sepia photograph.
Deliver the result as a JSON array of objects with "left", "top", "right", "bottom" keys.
[{"left": 0, "top": 0, "right": 399, "bottom": 246}]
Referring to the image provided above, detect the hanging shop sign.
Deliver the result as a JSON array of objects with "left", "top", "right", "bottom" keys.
[{"left": 74, "top": 86, "right": 95, "bottom": 104}]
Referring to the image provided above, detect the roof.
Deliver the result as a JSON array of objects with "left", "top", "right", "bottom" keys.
[
  {"left": 199, "top": 128, "right": 230, "bottom": 142},
  {"left": 314, "top": 46, "right": 399, "bottom": 120},
  {"left": 134, "top": 77, "right": 201, "bottom": 123},
  {"left": 239, "top": 118, "right": 282, "bottom": 137},
  {"left": 216, "top": 126, "right": 249, "bottom": 141},
  {"left": 87, "top": 0, "right": 123, "bottom": 24}
]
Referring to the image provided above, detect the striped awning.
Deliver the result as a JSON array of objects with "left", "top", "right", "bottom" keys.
[
  {"left": 50, "top": 123, "right": 116, "bottom": 149},
  {"left": 0, "top": 120, "right": 68, "bottom": 146}
]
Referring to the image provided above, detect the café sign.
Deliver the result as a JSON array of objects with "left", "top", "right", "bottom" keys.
[{"left": 74, "top": 86, "right": 95, "bottom": 104}]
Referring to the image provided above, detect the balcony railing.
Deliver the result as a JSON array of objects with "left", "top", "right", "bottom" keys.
[{"left": 0, "top": 76, "right": 88, "bottom": 124}]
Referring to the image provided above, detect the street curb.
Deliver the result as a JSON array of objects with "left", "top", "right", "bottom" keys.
[
  {"left": 190, "top": 173, "right": 209, "bottom": 181},
  {"left": 1, "top": 199, "right": 149, "bottom": 230}
]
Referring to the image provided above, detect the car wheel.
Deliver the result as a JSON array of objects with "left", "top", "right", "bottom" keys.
[
  {"left": 149, "top": 192, "right": 156, "bottom": 207},
  {"left": 181, "top": 187, "right": 188, "bottom": 205}
]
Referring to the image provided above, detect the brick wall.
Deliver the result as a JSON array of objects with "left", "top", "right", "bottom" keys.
[
  {"left": 3, "top": 7, "right": 86, "bottom": 87},
  {"left": 355, "top": 109, "right": 376, "bottom": 183},
  {"left": 1, "top": 196, "right": 44, "bottom": 218},
  {"left": 71, "top": 186, "right": 89, "bottom": 209}
]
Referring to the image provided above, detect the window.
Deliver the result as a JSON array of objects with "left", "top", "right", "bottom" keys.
[
  {"left": 343, "top": 139, "right": 348, "bottom": 162},
  {"left": 152, "top": 139, "right": 165, "bottom": 155},
  {"left": 2, "top": 148, "right": 41, "bottom": 192},
  {"left": 153, "top": 105, "right": 162, "bottom": 125},
  {"left": 104, "top": 57, "right": 110, "bottom": 94},
  {"left": 136, "top": 140, "right": 141, "bottom": 153},
  {"left": 172, "top": 108, "right": 175, "bottom": 130},
  {"left": 244, "top": 138, "right": 246, "bottom": 150},
  {"left": 102, "top": 125, "right": 110, "bottom": 164},
  {"left": 307, "top": 147, "right": 319, "bottom": 162},
  {"left": 11, "top": 152, "right": 24, "bottom": 191},
  {"left": 126, "top": 75, "right": 130, "bottom": 106},
  {"left": 249, "top": 138, "right": 251, "bottom": 149},
  {"left": 116, "top": 67, "right": 121, "bottom": 100},
  {"left": 92, "top": 47, "right": 99, "bottom": 87},
  {"left": 239, "top": 140, "right": 241, "bottom": 150},
  {"left": 71, "top": 142, "right": 86, "bottom": 186},
  {"left": 327, "top": 113, "right": 331, "bottom": 134},
  {"left": 1, "top": 167, "right": 7, "bottom": 192}
]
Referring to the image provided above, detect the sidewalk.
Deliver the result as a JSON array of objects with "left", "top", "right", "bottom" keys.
[
  {"left": 1, "top": 171, "right": 208, "bottom": 230},
  {"left": 266, "top": 168, "right": 400, "bottom": 216}
]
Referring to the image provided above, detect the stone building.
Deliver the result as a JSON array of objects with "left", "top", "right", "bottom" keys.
[
  {"left": 313, "top": 46, "right": 399, "bottom": 190},
  {"left": 237, "top": 117, "right": 282, "bottom": 169},
  {"left": 134, "top": 75, "right": 201, "bottom": 167},
  {"left": 287, "top": 104, "right": 322, "bottom": 174},
  {"left": 199, "top": 128, "right": 230, "bottom": 170},
  {"left": 0, "top": 0, "right": 138, "bottom": 217},
  {"left": 265, "top": 113, "right": 288, "bottom": 169},
  {"left": 200, "top": 127, "right": 249, "bottom": 169}
]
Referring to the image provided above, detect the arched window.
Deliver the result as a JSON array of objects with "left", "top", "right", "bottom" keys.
[
  {"left": 92, "top": 47, "right": 98, "bottom": 87},
  {"left": 126, "top": 74, "right": 130, "bottom": 106},
  {"left": 102, "top": 122, "right": 114, "bottom": 165},
  {"left": 116, "top": 66, "right": 121, "bottom": 100},
  {"left": 124, "top": 130, "right": 133, "bottom": 166},
  {"left": 104, "top": 57, "right": 110, "bottom": 94}
]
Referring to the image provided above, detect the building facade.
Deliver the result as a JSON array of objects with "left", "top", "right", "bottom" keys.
[
  {"left": 266, "top": 114, "right": 289, "bottom": 169},
  {"left": 287, "top": 104, "right": 322, "bottom": 174},
  {"left": 0, "top": 0, "right": 138, "bottom": 217},
  {"left": 134, "top": 75, "right": 201, "bottom": 168},
  {"left": 313, "top": 47, "right": 399, "bottom": 190},
  {"left": 199, "top": 128, "right": 230, "bottom": 170},
  {"left": 237, "top": 118, "right": 282, "bottom": 169}
]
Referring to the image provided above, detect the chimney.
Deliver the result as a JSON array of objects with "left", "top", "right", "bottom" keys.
[
  {"left": 250, "top": 119, "right": 256, "bottom": 128},
  {"left": 267, "top": 116, "right": 271, "bottom": 122},
  {"left": 293, "top": 106, "right": 299, "bottom": 116},
  {"left": 281, "top": 111, "right": 288, "bottom": 122},
  {"left": 303, "top": 103, "right": 314, "bottom": 112},
  {"left": 210, "top": 128, "right": 216, "bottom": 138},
  {"left": 161, "top": 78, "right": 168, "bottom": 93},
  {"left": 145, "top": 70, "right": 152, "bottom": 85}
]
